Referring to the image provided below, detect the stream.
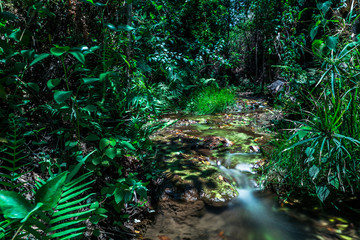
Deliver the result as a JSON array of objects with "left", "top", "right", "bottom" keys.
[{"left": 143, "top": 97, "right": 359, "bottom": 240}]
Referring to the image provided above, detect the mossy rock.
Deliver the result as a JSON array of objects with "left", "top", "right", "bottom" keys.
[{"left": 164, "top": 154, "right": 238, "bottom": 207}]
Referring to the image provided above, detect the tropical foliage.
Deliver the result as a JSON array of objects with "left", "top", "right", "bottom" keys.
[{"left": 1, "top": 0, "right": 360, "bottom": 238}]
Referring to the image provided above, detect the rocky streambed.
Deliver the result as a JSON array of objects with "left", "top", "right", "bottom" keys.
[{"left": 137, "top": 96, "right": 359, "bottom": 240}]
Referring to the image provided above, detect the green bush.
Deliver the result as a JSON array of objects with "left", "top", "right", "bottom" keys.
[
  {"left": 187, "top": 86, "right": 235, "bottom": 115},
  {"left": 263, "top": 17, "right": 360, "bottom": 204}
]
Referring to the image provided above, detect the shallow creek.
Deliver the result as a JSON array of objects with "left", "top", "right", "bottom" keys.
[{"left": 143, "top": 102, "right": 359, "bottom": 240}]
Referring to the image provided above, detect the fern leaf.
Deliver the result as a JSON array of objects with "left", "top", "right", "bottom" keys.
[
  {"left": 47, "top": 226, "right": 87, "bottom": 239},
  {"left": 56, "top": 193, "right": 96, "bottom": 210},
  {"left": 49, "top": 209, "right": 94, "bottom": 225},
  {"left": 46, "top": 219, "right": 85, "bottom": 232},
  {"left": 57, "top": 232, "right": 84, "bottom": 240},
  {"left": 52, "top": 204, "right": 91, "bottom": 217},
  {"left": 63, "top": 172, "right": 93, "bottom": 190}
]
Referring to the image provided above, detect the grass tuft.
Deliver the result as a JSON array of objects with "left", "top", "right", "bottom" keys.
[{"left": 187, "top": 86, "right": 235, "bottom": 115}]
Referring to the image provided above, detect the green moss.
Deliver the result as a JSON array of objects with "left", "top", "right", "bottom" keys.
[{"left": 165, "top": 155, "right": 238, "bottom": 207}]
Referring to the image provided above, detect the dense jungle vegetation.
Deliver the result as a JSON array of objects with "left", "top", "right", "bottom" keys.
[{"left": 1, "top": 0, "right": 360, "bottom": 239}]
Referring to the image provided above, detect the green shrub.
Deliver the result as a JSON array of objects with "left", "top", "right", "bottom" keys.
[
  {"left": 187, "top": 86, "right": 235, "bottom": 115},
  {"left": 263, "top": 33, "right": 360, "bottom": 204}
]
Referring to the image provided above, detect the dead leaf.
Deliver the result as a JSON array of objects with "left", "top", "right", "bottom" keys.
[{"left": 158, "top": 236, "right": 171, "bottom": 240}]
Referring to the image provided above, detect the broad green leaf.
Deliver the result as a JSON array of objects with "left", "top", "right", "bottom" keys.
[
  {"left": 90, "top": 201, "right": 99, "bottom": 209},
  {"left": 21, "top": 49, "right": 35, "bottom": 61},
  {"left": 316, "top": 185, "right": 330, "bottom": 202},
  {"left": 106, "top": 23, "right": 117, "bottom": 31},
  {"left": 0, "top": 12, "right": 18, "bottom": 20},
  {"left": 14, "top": 62, "right": 26, "bottom": 71},
  {"left": 50, "top": 46, "right": 70, "bottom": 57},
  {"left": 84, "top": 104, "right": 97, "bottom": 112},
  {"left": 90, "top": 46, "right": 101, "bottom": 52},
  {"left": 109, "top": 138, "right": 116, "bottom": 147},
  {"left": 54, "top": 91, "right": 72, "bottom": 104},
  {"left": 35, "top": 172, "right": 68, "bottom": 210},
  {"left": 117, "top": 25, "right": 135, "bottom": 31},
  {"left": 9, "top": 29, "right": 24, "bottom": 42},
  {"left": 27, "top": 82, "right": 39, "bottom": 93},
  {"left": 310, "top": 25, "right": 319, "bottom": 40},
  {"left": 0, "top": 191, "right": 32, "bottom": 219},
  {"left": 114, "top": 187, "right": 124, "bottom": 204},
  {"left": 120, "top": 141, "right": 136, "bottom": 151},
  {"left": 81, "top": 78, "right": 100, "bottom": 84},
  {"left": 90, "top": 215, "right": 100, "bottom": 224},
  {"left": 329, "top": 175, "right": 340, "bottom": 189},
  {"left": 105, "top": 148, "right": 117, "bottom": 159},
  {"left": 99, "top": 72, "right": 111, "bottom": 81},
  {"left": 298, "top": 7, "right": 310, "bottom": 20},
  {"left": 69, "top": 51, "right": 85, "bottom": 64},
  {"left": 92, "top": 157, "right": 101, "bottom": 166},
  {"left": 317, "top": 1, "right": 332, "bottom": 15},
  {"left": 99, "top": 138, "right": 110, "bottom": 151},
  {"left": 305, "top": 147, "right": 315, "bottom": 157},
  {"left": 95, "top": 2, "right": 106, "bottom": 6},
  {"left": 312, "top": 39, "right": 326, "bottom": 56},
  {"left": 0, "top": 40, "right": 13, "bottom": 54},
  {"left": 30, "top": 53, "right": 50, "bottom": 66},
  {"left": 309, "top": 165, "right": 320, "bottom": 180},
  {"left": 21, "top": 202, "right": 43, "bottom": 223},
  {"left": 65, "top": 141, "right": 78, "bottom": 149},
  {"left": 326, "top": 36, "right": 338, "bottom": 51},
  {"left": 136, "top": 185, "right": 147, "bottom": 199},
  {"left": 297, "top": 126, "right": 312, "bottom": 140},
  {"left": 47, "top": 78, "right": 61, "bottom": 89},
  {"left": 124, "top": 191, "right": 132, "bottom": 203},
  {"left": 95, "top": 207, "right": 108, "bottom": 216},
  {"left": 85, "top": 134, "right": 99, "bottom": 141}
]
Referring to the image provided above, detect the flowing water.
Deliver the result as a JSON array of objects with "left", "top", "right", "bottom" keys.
[
  {"left": 215, "top": 155, "right": 310, "bottom": 240},
  {"left": 144, "top": 109, "right": 359, "bottom": 240},
  {"left": 145, "top": 150, "right": 311, "bottom": 240}
]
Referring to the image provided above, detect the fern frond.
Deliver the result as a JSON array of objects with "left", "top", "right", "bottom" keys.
[
  {"left": 0, "top": 171, "right": 99, "bottom": 239},
  {"left": 42, "top": 171, "right": 96, "bottom": 239},
  {"left": 0, "top": 115, "right": 29, "bottom": 191},
  {"left": 0, "top": 219, "right": 15, "bottom": 239},
  {"left": 40, "top": 104, "right": 60, "bottom": 117}
]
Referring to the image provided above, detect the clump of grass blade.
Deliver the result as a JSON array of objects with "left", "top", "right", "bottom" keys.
[{"left": 187, "top": 86, "right": 235, "bottom": 115}]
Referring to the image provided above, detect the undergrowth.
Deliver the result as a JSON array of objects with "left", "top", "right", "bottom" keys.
[{"left": 187, "top": 86, "right": 235, "bottom": 115}]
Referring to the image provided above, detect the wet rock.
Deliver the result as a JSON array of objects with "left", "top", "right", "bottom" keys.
[
  {"left": 249, "top": 145, "right": 260, "bottom": 153},
  {"left": 200, "top": 180, "right": 238, "bottom": 207},
  {"left": 267, "top": 80, "right": 286, "bottom": 94},
  {"left": 201, "top": 136, "right": 233, "bottom": 149},
  {"left": 162, "top": 158, "right": 238, "bottom": 207}
]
